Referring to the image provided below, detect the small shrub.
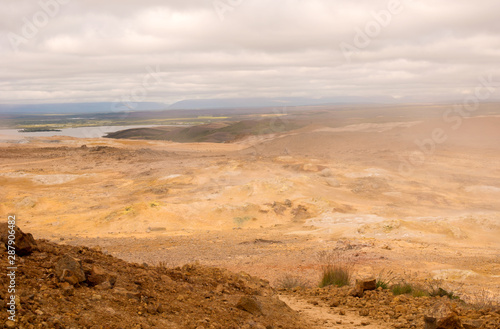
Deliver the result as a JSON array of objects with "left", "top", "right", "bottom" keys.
[
  {"left": 425, "top": 279, "right": 461, "bottom": 300},
  {"left": 275, "top": 274, "right": 310, "bottom": 290},
  {"left": 155, "top": 261, "right": 171, "bottom": 274},
  {"left": 319, "top": 265, "right": 351, "bottom": 288},
  {"left": 391, "top": 283, "right": 414, "bottom": 295},
  {"left": 376, "top": 280, "right": 389, "bottom": 290},
  {"left": 376, "top": 269, "right": 396, "bottom": 290},
  {"left": 412, "top": 289, "right": 429, "bottom": 298},
  {"left": 317, "top": 250, "right": 354, "bottom": 288}
]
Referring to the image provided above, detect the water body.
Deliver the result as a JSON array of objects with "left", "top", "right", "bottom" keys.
[{"left": 0, "top": 125, "right": 160, "bottom": 140}]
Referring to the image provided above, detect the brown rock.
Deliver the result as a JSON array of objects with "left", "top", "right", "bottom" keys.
[
  {"left": 330, "top": 298, "right": 340, "bottom": 307},
  {"left": 87, "top": 265, "right": 116, "bottom": 287},
  {"left": 236, "top": 296, "right": 263, "bottom": 316},
  {"left": 356, "top": 278, "right": 376, "bottom": 291},
  {"left": 60, "top": 281, "right": 75, "bottom": 296},
  {"left": 349, "top": 278, "right": 376, "bottom": 297},
  {"left": 55, "top": 255, "right": 86, "bottom": 284},
  {"left": 5, "top": 320, "right": 16, "bottom": 328},
  {"left": 94, "top": 281, "right": 112, "bottom": 290},
  {"left": 0, "top": 223, "right": 37, "bottom": 256},
  {"left": 436, "top": 313, "right": 462, "bottom": 329},
  {"left": 425, "top": 303, "right": 463, "bottom": 329},
  {"left": 462, "top": 319, "right": 483, "bottom": 329}
]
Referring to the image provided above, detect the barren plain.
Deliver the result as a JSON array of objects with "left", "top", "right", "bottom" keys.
[{"left": 1, "top": 104, "right": 499, "bottom": 328}]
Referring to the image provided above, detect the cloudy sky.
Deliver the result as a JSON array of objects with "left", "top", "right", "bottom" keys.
[{"left": 1, "top": 0, "right": 499, "bottom": 106}]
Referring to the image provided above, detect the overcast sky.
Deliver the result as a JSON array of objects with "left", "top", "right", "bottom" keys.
[{"left": 1, "top": 0, "right": 499, "bottom": 105}]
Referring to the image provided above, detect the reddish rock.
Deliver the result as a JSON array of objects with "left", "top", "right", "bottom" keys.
[
  {"left": 87, "top": 265, "right": 117, "bottom": 287},
  {"left": 236, "top": 296, "right": 264, "bottom": 316},
  {"left": 55, "top": 254, "right": 86, "bottom": 284},
  {"left": 0, "top": 223, "right": 37, "bottom": 256}
]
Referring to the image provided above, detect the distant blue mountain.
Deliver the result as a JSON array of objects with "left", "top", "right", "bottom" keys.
[
  {"left": 0, "top": 96, "right": 398, "bottom": 114},
  {"left": 0, "top": 102, "right": 168, "bottom": 114},
  {"left": 168, "top": 96, "right": 396, "bottom": 110}
]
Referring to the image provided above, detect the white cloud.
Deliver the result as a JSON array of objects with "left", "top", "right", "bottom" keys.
[{"left": 0, "top": 0, "right": 499, "bottom": 104}]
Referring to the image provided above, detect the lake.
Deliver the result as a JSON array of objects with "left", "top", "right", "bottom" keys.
[{"left": 0, "top": 125, "right": 160, "bottom": 140}]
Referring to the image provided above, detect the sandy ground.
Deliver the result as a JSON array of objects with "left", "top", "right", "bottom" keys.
[{"left": 1, "top": 110, "right": 499, "bottom": 319}]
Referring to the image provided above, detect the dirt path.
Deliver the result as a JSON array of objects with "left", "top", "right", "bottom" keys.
[{"left": 279, "top": 295, "right": 386, "bottom": 329}]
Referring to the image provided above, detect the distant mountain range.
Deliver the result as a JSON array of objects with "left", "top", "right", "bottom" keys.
[
  {"left": 0, "top": 102, "right": 167, "bottom": 114},
  {"left": 166, "top": 96, "right": 397, "bottom": 110},
  {"left": 0, "top": 96, "right": 401, "bottom": 114}
]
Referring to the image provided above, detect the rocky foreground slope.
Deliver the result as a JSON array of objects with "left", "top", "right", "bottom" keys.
[
  {"left": 0, "top": 225, "right": 305, "bottom": 329},
  {"left": 1, "top": 225, "right": 499, "bottom": 329}
]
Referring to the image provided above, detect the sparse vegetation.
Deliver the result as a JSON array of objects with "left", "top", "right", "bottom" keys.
[
  {"left": 319, "top": 265, "right": 351, "bottom": 288},
  {"left": 429, "top": 287, "right": 458, "bottom": 299},
  {"left": 150, "top": 201, "right": 160, "bottom": 208},
  {"left": 376, "top": 269, "right": 396, "bottom": 290},
  {"left": 317, "top": 250, "right": 353, "bottom": 288},
  {"left": 391, "top": 282, "right": 414, "bottom": 295},
  {"left": 275, "top": 274, "right": 310, "bottom": 290},
  {"left": 233, "top": 216, "right": 252, "bottom": 228}
]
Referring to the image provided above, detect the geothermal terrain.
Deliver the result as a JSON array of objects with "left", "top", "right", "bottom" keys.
[{"left": 1, "top": 104, "right": 499, "bottom": 328}]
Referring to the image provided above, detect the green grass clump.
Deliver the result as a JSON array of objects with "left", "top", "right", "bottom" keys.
[
  {"left": 376, "top": 279, "right": 389, "bottom": 290},
  {"left": 391, "top": 283, "right": 414, "bottom": 295},
  {"left": 412, "top": 289, "right": 429, "bottom": 297},
  {"left": 376, "top": 269, "right": 396, "bottom": 290},
  {"left": 319, "top": 265, "right": 351, "bottom": 288}
]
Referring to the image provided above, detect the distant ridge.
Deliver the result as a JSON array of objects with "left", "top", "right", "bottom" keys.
[
  {"left": 0, "top": 102, "right": 167, "bottom": 114},
  {"left": 0, "top": 96, "right": 399, "bottom": 114},
  {"left": 167, "top": 96, "right": 396, "bottom": 110}
]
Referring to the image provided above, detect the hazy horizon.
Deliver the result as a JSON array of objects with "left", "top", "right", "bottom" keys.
[{"left": 1, "top": 0, "right": 500, "bottom": 109}]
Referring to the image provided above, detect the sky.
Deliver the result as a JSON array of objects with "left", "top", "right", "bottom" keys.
[{"left": 1, "top": 0, "right": 500, "bottom": 106}]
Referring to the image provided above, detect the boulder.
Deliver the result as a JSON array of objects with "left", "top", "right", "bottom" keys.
[
  {"left": 425, "top": 303, "right": 463, "bottom": 329},
  {"left": 0, "top": 223, "right": 37, "bottom": 256},
  {"left": 55, "top": 255, "right": 86, "bottom": 285},
  {"left": 87, "top": 265, "right": 117, "bottom": 287},
  {"left": 349, "top": 278, "right": 376, "bottom": 297},
  {"left": 236, "top": 296, "right": 263, "bottom": 316}
]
